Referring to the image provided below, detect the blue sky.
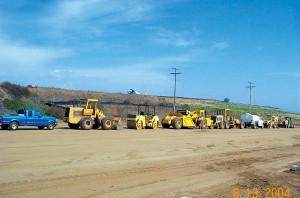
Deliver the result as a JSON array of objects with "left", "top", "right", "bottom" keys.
[{"left": 0, "top": 0, "right": 299, "bottom": 112}]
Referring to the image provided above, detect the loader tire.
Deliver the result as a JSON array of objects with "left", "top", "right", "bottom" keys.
[
  {"left": 101, "top": 117, "right": 113, "bottom": 130},
  {"left": 172, "top": 117, "right": 182, "bottom": 129},
  {"left": 80, "top": 117, "right": 93, "bottom": 130}
]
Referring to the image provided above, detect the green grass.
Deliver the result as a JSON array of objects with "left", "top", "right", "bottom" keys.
[{"left": 3, "top": 98, "right": 47, "bottom": 112}]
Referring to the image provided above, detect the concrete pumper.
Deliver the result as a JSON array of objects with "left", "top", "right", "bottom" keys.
[
  {"left": 63, "top": 98, "right": 121, "bottom": 130},
  {"left": 126, "top": 105, "right": 160, "bottom": 130},
  {"left": 162, "top": 109, "right": 213, "bottom": 129},
  {"left": 210, "top": 109, "right": 244, "bottom": 129}
]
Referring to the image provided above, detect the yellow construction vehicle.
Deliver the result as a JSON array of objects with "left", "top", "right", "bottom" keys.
[
  {"left": 63, "top": 98, "right": 121, "bottom": 130},
  {"left": 263, "top": 115, "right": 279, "bottom": 128},
  {"left": 278, "top": 116, "right": 295, "bottom": 128},
  {"left": 161, "top": 109, "right": 213, "bottom": 129},
  {"left": 211, "top": 109, "right": 244, "bottom": 129},
  {"left": 126, "top": 105, "right": 160, "bottom": 130}
]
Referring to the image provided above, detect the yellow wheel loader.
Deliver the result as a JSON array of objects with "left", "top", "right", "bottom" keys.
[
  {"left": 63, "top": 99, "right": 121, "bottom": 130},
  {"left": 126, "top": 105, "right": 160, "bottom": 130},
  {"left": 161, "top": 109, "right": 213, "bottom": 129}
]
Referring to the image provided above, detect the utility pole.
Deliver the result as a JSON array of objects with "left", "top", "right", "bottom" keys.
[
  {"left": 170, "top": 68, "right": 181, "bottom": 112},
  {"left": 246, "top": 82, "right": 256, "bottom": 113}
]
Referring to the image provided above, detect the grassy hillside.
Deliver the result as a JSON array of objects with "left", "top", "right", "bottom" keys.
[{"left": 0, "top": 82, "right": 299, "bottom": 123}]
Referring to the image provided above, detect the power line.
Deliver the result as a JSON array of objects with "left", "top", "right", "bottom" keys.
[
  {"left": 246, "top": 81, "right": 256, "bottom": 113},
  {"left": 170, "top": 68, "right": 181, "bottom": 112}
]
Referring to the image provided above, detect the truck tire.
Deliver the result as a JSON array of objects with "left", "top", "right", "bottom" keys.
[
  {"left": 251, "top": 124, "right": 257, "bottom": 129},
  {"left": 47, "top": 122, "right": 55, "bottom": 130},
  {"left": 172, "top": 117, "right": 182, "bottom": 129},
  {"left": 9, "top": 122, "right": 18, "bottom": 130},
  {"left": 240, "top": 122, "right": 245, "bottom": 129},
  {"left": 101, "top": 117, "right": 113, "bottom": 130},
  {"left": 80, "top": 117, "right": 93, "bottom": 130}
]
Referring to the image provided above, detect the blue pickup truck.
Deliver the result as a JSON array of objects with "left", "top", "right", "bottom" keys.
[{"left": 0, "top": 109, "right": 58, "bottom": 130}]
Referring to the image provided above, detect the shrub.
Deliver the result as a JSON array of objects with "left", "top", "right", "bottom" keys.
[
  {"left": 1, "top": 81, "right": 30, "bottom": 98},
  {"left": 45, "top": 106, "right": 64, "bottom": 119},
  {"left": 223, "top": 98, "right": 230, "bottom": 103},
  {"left": 3, "top": 98, "right": 45, "bottom": 112}
]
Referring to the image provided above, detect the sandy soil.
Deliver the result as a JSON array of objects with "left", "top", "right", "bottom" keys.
[{"left": 0, "top": 122, "right": 299, "bottom": 198}]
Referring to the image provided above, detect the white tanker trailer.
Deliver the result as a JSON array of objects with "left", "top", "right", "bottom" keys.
[{"left": 241, "top": 113, "right": 264, "bottom": 128}]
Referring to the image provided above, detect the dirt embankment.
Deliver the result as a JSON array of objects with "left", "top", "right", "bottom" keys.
[{"left": 29, "top": 87, "right": 216, "bottom": 105}]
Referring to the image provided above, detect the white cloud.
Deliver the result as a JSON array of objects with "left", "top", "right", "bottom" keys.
[
  {"left": 46, "top": 66, "right": 173, "bottom": 95},
  {"left": 146, "top": 26, "right": 199, "bottom": 48},
  {"left": 45, "top": 0, "right": 153, "bottom": 27},
  {"left": 0, "top": 36, "right": 72, "bottom": 67}
]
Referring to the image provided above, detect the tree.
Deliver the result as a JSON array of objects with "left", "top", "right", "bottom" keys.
[{"left": 223, "top": 98, "right": 230, "bottom": 103}]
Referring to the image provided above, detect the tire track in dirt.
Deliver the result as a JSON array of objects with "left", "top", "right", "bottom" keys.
[{"left": 1, "top": 142, "right": 298, "bottom": 198}]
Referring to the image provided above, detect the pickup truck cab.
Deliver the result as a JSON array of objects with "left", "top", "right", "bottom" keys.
[{"left": 0, "top": 109, "right": 58, "bottom": 130}]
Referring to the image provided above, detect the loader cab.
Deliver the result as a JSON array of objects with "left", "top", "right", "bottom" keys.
[
  {"left": 216, "top": 108, "right": 230, "bottom": 121},
  {"left": 80, "top": 99, "right": 99, "bottom": 116},
  {"left": 211, "top": 115, "right": 224, "bottom": 123}
]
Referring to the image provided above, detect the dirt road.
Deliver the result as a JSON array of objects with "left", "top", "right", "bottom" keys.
[{"left": 0, "top": 123, "right": 299, "bottom": 198}]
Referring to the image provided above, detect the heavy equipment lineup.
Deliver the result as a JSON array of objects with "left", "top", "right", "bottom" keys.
[{"left": 62, "top": 98, "right": 295, "bottom": 130}]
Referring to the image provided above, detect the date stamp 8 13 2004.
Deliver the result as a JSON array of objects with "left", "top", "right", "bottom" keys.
[{"left": 233, "top": 187, "right": 290, "bottom": 198}]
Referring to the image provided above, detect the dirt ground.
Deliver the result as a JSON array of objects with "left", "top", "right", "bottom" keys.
[{"left": 0, "top": 122, "right": 299, "bottom": 198}]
